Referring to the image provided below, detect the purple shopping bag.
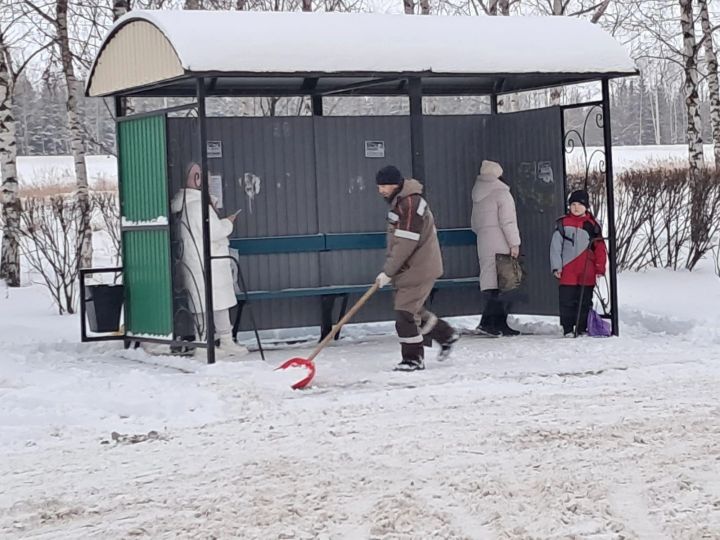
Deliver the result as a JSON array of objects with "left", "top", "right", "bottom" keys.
[{"left": 587, "top": 308, "right": 611, "bottom": 337}]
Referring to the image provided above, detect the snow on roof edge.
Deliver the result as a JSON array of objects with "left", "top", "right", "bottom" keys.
[{"left": 87, "top": 10, "right": 637, "bottom": 95}]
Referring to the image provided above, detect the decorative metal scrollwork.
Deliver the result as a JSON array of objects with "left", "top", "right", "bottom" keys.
[{"left": 563, "top": 104, "right": 606, "bottom": 190}]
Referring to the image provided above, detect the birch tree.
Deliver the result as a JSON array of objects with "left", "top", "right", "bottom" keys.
[
  {"left": 25, "top": 0, "right": 93, "bottom": 269},
  {"left": 113, "top": 0, "right": 130, "bottom": 21},
  {"left": 697, "top": 0, "right": 720, "bottom": 168},
  {"left": 404, "top": 0, "right": 429, "bottom": 14},
  {"left": 0, "top": 25, "right": 20, "bottom": 287},
  {"left": 1, "top": 8, "right": 50, "bottom": 287},
  {"left": 679, "top": 0, "right": 704, "bottom": 174}
]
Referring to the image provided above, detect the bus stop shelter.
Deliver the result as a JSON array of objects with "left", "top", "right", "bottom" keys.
[{"left": 82, "top": 10, "right": 637, "bottom": 363}]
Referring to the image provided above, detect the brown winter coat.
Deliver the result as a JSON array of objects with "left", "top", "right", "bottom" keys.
[
  {"left": 470, "top": 161, "right": 521, "bottom": 291},
  {"left": 383, "top": 179, "right": 443, "bottom": 312}
]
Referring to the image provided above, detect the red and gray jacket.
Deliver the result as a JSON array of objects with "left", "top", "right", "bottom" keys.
[
  {"left": 384, "top": 179, "right": 443, "bottom": 288},
  {"left": 550, "top": 212, "right": 607, "bottom": 286}
]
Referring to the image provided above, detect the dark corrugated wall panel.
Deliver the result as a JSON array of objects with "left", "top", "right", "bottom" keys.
[
  {"left": 210, "top": 117, "right": 321, "bottom": 330},
  {"left": 490, "top": 107, "right": 565, "bottom": 315},
  {"left": 166, "top": 117, "right": 321, "bottom": 331},
  {"left": 315, "top": 116, "right": 412, "bottom": 233},
  {"left": 209, "top": 117, "right": 318, "bottom": 237},
  {"left": 423, "top": 115, "right": 492, "bottom": 282},
  {"left": 315, "top": 116, "right": 412, "bottom": 291},
  {"left": 165, "top": 111, "right": 565, "bottom": 331}
]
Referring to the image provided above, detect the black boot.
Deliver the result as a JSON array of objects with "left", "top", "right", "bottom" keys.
[
  {"left": 497, "top": 313, "right": 520, "bottom": 336},
  {"left": 477, "top": 294, "right": 502, "bottom": 336},
  {"left": 495, "top": 298, "right": 520, "bottom": 336},
  {"left": 395, "top": 342, "right": 425, "bottom": 371},
  {"left": 437, "top": 330, "right": 460, "bottom": 362}
]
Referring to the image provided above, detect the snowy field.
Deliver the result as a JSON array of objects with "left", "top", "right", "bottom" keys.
[
  {"left": 11, "top": 155, "right": 117, "bottom": 187},
  {"left": 1, "top": 266, "right": 719, "bottom": 539},
  {"left": 567, "top": 144, "right": 718, "bottom": 174}
]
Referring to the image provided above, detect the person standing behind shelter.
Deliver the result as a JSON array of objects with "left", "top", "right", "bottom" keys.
[
  {"left": 549, "top": 189, "right": 607, "bottom": 337},
  {"left": 470, "top": 160, "right": 522, "bottom": 336},
  {"left": 170, "top": 162, "right": 248, "bottom": 358},
  {"left": 374, "top": 165, "right": 459, "bottom": 371}
]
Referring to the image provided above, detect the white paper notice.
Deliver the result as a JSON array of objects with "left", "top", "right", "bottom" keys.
[{"left": 209, "top": 174, "right": 223, "bottom": 209}]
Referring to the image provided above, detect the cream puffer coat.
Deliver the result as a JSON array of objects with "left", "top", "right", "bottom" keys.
[{"left": 470, "top": 160, "right": 521, "bottom": 291}]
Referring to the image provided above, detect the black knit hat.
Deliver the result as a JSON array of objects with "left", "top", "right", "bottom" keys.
[
  {"left": 568, "top": 189, "right": 590, "bottom": 208},
  {"left": 376, "top": 165, "right": 404, "bottom": 185}
]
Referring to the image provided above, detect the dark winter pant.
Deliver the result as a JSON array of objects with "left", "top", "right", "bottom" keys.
[
  {"left": 559, "top": 285, "right": 594, "bottom": 334},
  {"left": 480, "top": 289, "right": 511, "bottom": 330},
  {"left": 394, "top": 282, "right": 455, "bottom": 361}
]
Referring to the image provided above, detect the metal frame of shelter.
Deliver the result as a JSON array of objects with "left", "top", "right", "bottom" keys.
[{"left": 83, "top": 12, "right": 637, "bottom": 364}]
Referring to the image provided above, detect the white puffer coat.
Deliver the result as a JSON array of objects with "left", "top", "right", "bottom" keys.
[{"left": 170, "top": 188, "right": 236, "bottom": 314}]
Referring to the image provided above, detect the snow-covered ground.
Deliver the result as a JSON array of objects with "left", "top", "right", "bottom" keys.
[
  {"left": 1, "top": 266, "right": 719, "bottom": 539},
  {"left": 10, "top": 155, "right": 117, "bottom": 188},
  {"left": 566, "top": 144, "right": 716, "bottom": 174}
]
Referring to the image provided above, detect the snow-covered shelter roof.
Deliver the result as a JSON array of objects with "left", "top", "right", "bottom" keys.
[{"left": 86, "top": 10, "right": 637, "bottom": 98}]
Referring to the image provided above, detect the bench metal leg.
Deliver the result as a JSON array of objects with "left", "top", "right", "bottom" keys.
[
  {"left": 232, "top": 300, "right": 246, "bottom": 341},
  {"left": 335, "top": 294, "right": 349, "bottom": 341},
  {"left": 319, "top": 294, "right": 351, "bottom": 342},
  {"left": 320, "top": 295, "right": 335, "bottom": 342}
]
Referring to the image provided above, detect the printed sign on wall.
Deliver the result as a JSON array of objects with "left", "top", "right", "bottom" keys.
[
  {"left": 207, "top": 141, "right": 223, "bottom": 159},
  {"left": 364, "top": 140, "right": 385, "bottom": 158}
]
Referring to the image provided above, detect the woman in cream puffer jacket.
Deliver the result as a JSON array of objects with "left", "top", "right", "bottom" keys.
[{"left": 470, "top": 160, "right": 521, "bottom": 335}]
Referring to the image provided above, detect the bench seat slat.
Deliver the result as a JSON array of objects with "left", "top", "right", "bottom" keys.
[{"left": 237, "top": 277, "right": 478, "bottom": 301}]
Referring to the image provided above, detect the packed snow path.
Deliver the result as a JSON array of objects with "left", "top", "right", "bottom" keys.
[{"left": 1, "top": 271, "right": 719, "bottom": 539}]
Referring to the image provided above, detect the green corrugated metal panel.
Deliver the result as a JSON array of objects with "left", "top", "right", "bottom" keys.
[
  {"left": 117, "top": 113, "right": 172, "bottom": 336},
  {"left": 123, "top": 230, "right": 172, "bottom": 336},
  {"left": 118, "top": 116, "right": 168, "bottom": 222}
]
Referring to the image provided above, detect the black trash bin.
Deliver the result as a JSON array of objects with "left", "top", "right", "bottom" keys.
[{"left": 85, "top": 284, "right": 124, "bottom": 333}]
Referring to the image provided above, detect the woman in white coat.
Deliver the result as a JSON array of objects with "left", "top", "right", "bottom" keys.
[
  {"left": 170, "top": 163, "right": 247, "bottom": 357},
  {"left": 470, "top": 160, "right": 522, "bottom": 336}
]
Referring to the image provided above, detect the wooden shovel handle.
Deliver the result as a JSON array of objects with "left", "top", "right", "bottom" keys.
[{"left": 306, "top": 282, "right": 381, "bottom": 362}]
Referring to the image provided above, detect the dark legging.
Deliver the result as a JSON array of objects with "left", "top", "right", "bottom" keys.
[{"left": 559, "top": 284, "right": 594, "bottom": 334}]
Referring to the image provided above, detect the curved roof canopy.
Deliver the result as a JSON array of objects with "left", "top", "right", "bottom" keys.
[{"left": 86, "top": 10, "right": 637, "bottom": 98}]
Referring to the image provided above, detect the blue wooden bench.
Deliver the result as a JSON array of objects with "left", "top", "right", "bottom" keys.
[{"left": 230, "top": 229, "right": 478, "bottom": 340}]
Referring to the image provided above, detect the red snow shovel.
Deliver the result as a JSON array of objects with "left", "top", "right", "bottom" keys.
[{"left": 276, "top": 282, "right": 380, "bottom": 389}]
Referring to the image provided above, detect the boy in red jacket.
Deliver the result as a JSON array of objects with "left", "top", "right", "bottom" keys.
[{"left": 550, "top": 190, "right": 607, "bottom": 336}]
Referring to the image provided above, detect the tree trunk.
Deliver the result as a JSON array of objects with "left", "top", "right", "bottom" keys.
[
  {"left": 680, "top": 0, "right": 705, "bottom": 175},
  {"left": 638, "top": 78, "right": 644, "bottom": 145},
  {"left": 403, "top": 0, "right": 414, "bottom": 14},
  {"left": 498, "top": 0, "right": 510, "bottom": 15},
  {"left": 488, "top": 0, "right": 498, "bottom": 15},
  {"left": 113, "top": 0, "right": 129, "bottom": 20},
  {"left": 680, "top": 0, "right": 709, "bottom": 268},
  {"left": 552, "top": 0, "right": 563, "bottom": 15},
  {"left": 419, "top": 0, "right": 430, "bottom": 14},
  {"left": 184, "top": 0, "right": 201, "bottom": 9},
  {"left": 591, "top": 0, "right": 612, "bottom": 23},
  {"left": 0, "top": 29, "right": 21, "bottom": 287},
  {"left": 698, "top": 0, "right": 720, "bottom": 168},
  {"left": 56, "top": 0, "right": 92, "bottom": 270},
  {"left": 302, "top": 0, "right": 311, "bottom": 11},
  {"left": 651, "top": 85, "right": 661, "bottom": 145}
]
